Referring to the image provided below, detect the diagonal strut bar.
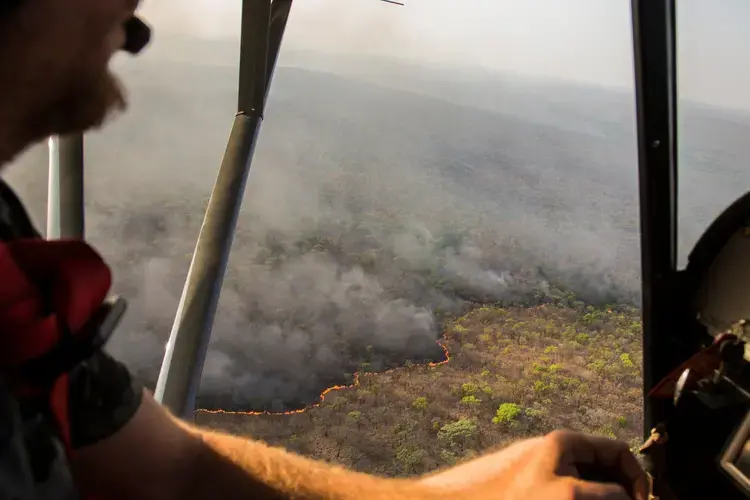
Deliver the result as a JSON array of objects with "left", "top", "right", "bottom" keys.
[{"left": 155, "top": 0, "right": 293, "bottom": 418}]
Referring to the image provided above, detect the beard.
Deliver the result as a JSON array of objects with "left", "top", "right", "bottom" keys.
[
  {"left": 0, "top": 68, "right": 128, "bottom": 166},
  {"left": 41, "top": 68, "right": 127, "bottom": 137},
  {"left": 13, "top": 67, "right": 128, "bottom": 155}
]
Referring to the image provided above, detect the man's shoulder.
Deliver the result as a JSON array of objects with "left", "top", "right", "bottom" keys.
[{"left": 0, "top": 179, "right": 41, "bottom": 240}]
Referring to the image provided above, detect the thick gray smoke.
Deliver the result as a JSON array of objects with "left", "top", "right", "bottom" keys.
[{"left": 6, "top": 38, "right": 750, "bottom": 411}]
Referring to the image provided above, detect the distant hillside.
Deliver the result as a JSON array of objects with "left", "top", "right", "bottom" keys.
[{"left": 197, "top": 302, "right": 643, "bottom": 477}]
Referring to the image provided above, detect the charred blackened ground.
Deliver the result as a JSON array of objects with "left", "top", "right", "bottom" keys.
[{"left": 6, "top": 46, "right": 750, "bottom": 412}]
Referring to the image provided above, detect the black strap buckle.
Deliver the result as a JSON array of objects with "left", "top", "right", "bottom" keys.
[{"left": 19, "top": 296, "right": 128, "bottom": 385}]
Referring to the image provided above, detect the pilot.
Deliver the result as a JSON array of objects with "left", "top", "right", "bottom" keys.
[{"left": 0, "top": 1, "right": 649, "bottom": 499}]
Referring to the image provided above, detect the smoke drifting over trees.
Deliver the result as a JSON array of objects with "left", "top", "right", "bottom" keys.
[{"left": 6, "top": 40, "right": 750, "bottom": 411}]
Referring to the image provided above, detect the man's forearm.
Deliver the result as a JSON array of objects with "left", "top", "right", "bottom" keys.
[
  {"left": 73, "top": 390, "right": 443, "bottom": 500},
  {"left": 177, "top": 417, "right": 440, "bottom": 500}
]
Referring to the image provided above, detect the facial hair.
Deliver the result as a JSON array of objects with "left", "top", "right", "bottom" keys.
[
  {"left": 0, "top": 67, "right": 127, "bottom": 165},
  {"left": 37, "top": 68, "right": 127, "bottom": 138}
]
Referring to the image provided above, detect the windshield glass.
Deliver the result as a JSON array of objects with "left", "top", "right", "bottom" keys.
[
  {"left": 6, "top": 0, "right": 647, "bottom": 473},
  {"left": 677, "top": 0, "right": 750, "bottom": 267}
]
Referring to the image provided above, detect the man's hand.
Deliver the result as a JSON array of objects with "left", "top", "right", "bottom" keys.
[{"left": 422, "top": 430, "right": 649, "bottom": 500}]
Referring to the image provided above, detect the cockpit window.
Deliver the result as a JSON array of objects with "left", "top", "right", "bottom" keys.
[{"left": 677, "top": 0, "right": 750, "bottom": 268}]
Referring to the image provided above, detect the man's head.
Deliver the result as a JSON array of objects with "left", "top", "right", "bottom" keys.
[{"left": 0, "top": 0, "right": 144, "bottom": 163}]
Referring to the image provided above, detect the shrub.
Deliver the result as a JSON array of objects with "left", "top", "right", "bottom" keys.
[
  {"left": 412, "top": 397, "right": 428, "bottom": 410},
  {"left": 461, "top": 395, "right": 482, "bottom": 406},
  {"left": 438, "top": 419, "right": 477, "bottom": 450},
  {"left": 493, "top": 402, "right": 522, "bottom": 425},
  {"left": 395, "top": 445, "right": 425, "bottom": 471},
  {"left": 462, "top": 382, "right": 479, "bottom": 396},
  {"left": 620, "top": 353, "right": 635, "bottom": 368}
]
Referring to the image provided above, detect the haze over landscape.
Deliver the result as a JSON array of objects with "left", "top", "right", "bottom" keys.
[{"left": 5, "top": 0, "right": 750, "bottom": 412}]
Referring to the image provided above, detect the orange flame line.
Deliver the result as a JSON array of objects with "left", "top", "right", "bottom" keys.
[{"left": 195, "top": 336, "right": 451, "bottom": 417}]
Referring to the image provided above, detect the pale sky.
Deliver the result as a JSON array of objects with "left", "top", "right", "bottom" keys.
[{"left": 139, "top": 0, "right": 750, "bottom": 110}]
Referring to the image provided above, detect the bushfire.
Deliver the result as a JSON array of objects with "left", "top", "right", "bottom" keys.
[{"left": 195, "top": 338, "right": 451, "bottom": 417}]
